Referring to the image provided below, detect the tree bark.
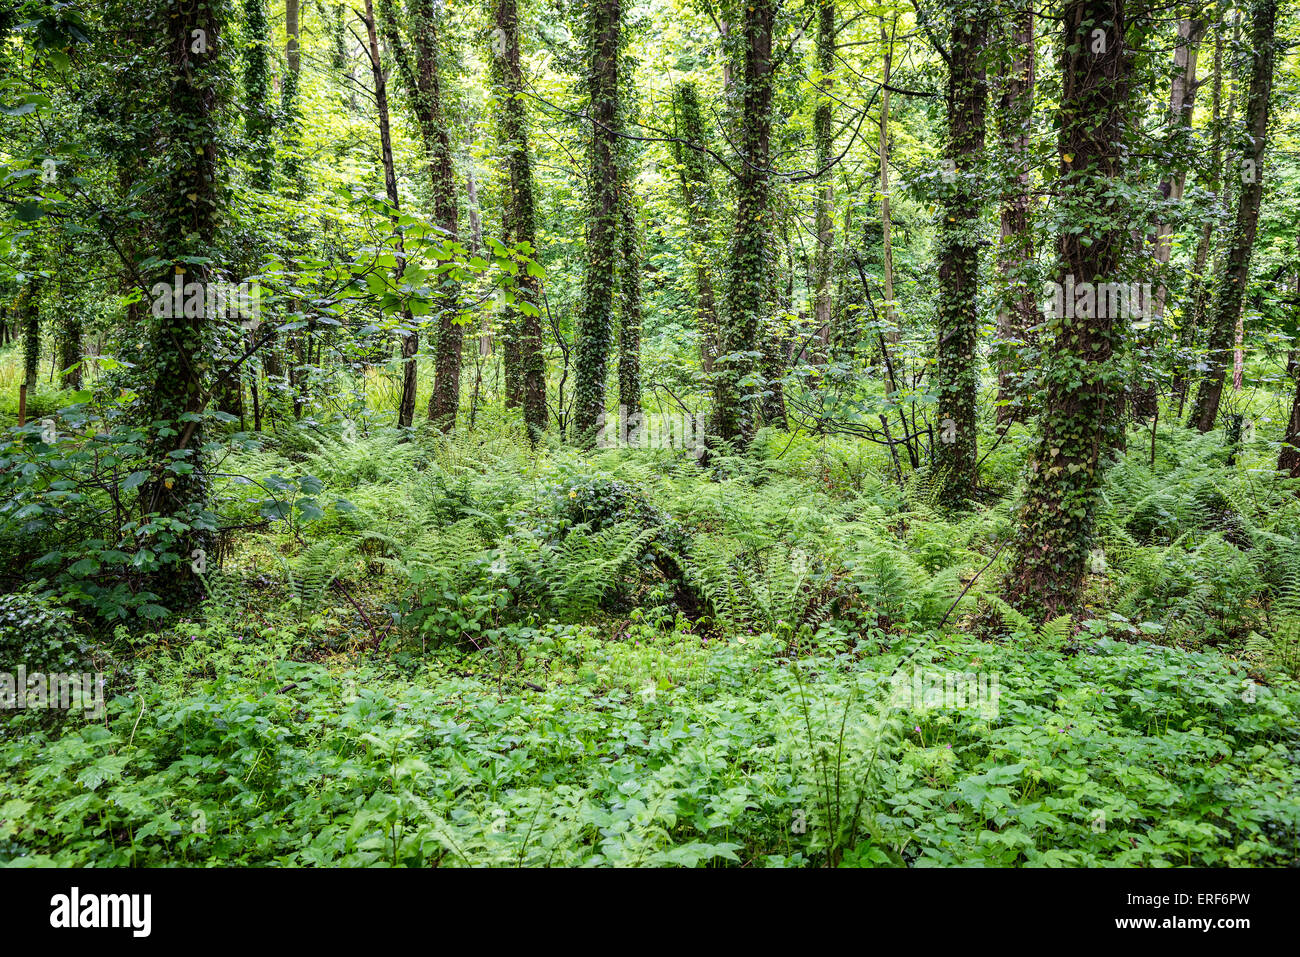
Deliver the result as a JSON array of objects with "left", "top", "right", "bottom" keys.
[
  {"left": 1279, "top": 235, "right": 1300, "bottom": 478},
  {"left": 617, "top": 192, "right": 642, "bottom": 417},
  {"left": 811, "top": 0, "right": 834, "bottom": 352},
  {"left": 1189, "top": 0, "right": 1277, "bottom": 433},
  {"left": 714, "top": 0, "right": 774, "bottom": 446},
  {"left": 1007, "top": 0, "right": 1135, "bottom": 616},
  {"left": 1133, "top": 13, "right": 1207, "bottom": 420},
  {"left": 1173, "top": 16, "right": 1224, "bottom": 410},
  {"left": 572, "top": 0, "right": 621, "bottom": 445},
  {"left": 361, "top": 0, "right": 420, "bottom": 428},
  {"left": 879, "top": 17, "right": 897, "bottom": 346},
  {"left": 934, "top": 10, "right": 987, "bottom": 505},
  {"left": 493, "top": 0, "right": 546, "bottom": 434},
  {"left": 672, "top": 81, "right": 719, "bottom": 372},
  {"left": 993, "top": 1, "right": 1036, "bottom": 425}
]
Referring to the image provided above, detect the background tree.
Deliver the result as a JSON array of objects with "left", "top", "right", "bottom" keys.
[
  {"left": 1189, "top": 0, "right": 1279, "bottom": 432},
  {"left": 992, "top": 0, "right": 1036, "bottom": 425}
]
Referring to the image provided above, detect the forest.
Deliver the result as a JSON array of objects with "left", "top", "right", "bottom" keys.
[{"left": 0, "top": 0, "right": 1297, "bottom": 870}]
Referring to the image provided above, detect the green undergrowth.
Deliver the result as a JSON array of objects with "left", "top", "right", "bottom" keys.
[{"left": 2, "top": 419, "right": 1299, "bottom": 866}]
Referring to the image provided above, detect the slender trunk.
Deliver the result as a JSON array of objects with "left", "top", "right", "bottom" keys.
[
  {"left": 465, "top": 161, "right": 492, "bottom": 358},
  {"left": 714, "top": 0, "right": 774, "bottom": 446},
  {"left": 672, "top": 81, "right": 718, "bottom": 372},
  {"left": 362, "top": 0, "right": 419, "bottom": 428},
  {"left": 1133, "top": 14, "right": 1207, "bottom": 419},
  {"left": 1190, "top": 0, "right": 1278, "bottom": 432},
  {"left": 282, "top": 0, "right": 303, "bottom": 186},
  {"left": 879, "top": 18, "right": 897, "bottom": 345},
  {"left": 617, "top": 193, "right": 642, "bottom": 416},
  {"left": 20, "top": 284, "right": 38, "bottom": 390},
  {"left": 934, "top": 9, "right": 987, "bottom": 505},
  {"left": 58, "top": 312, "right": 82, "bottom": 390},
  {"left": 493, "top": 0, "right": 546, "bottom": 434},
  {"left": 572, "top": 0, "right": 621, "bottom": 445},
  {"left": 243, "top": 0, "right": 274, "bottom": 188},
  {"left": 1280, "top": 240, "right": 1300, "bottom": 477},
  {"left": 811, "top": 0, "right": 834, "bottom": 352},
  {"left": 1173, "top": 17, "right": 1224, "bottom": 407},
  {"left": 994, "top": 1, "right": 1036, "bottom": 425}
]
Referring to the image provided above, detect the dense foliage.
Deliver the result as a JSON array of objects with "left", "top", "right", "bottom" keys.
[{"left": 1, "top": 0, "right": 1298, "bottom": 867}]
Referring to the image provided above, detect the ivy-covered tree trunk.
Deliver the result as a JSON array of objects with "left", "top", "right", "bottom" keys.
[
  {"left": 1007, "top": 0, "right": 1135, "bottom": 616},
  {"left": 493, "top": 0, "right": 546, "bottom": 434},
  {"left": 361, "top": 0, "right": 419, "bottom": 428},
  {"left": 878, "top": 17, "right": 896, "bottom": 346},
  {"left": 142, "top": 0, "right": 228, "bottom": 585},
  {"left": 1189, "top": 0, "right": 1277, "bottom": 433},
  {"left": 714, "top": 0, "right": 774, "bottom": 446},
  {"left": 993, "top": 1, "right": 1035, "bottom": 425},
  {"left": 933, "top": 11, "right": 987, "bottom": 505},
  {"left": 672, "top": 81, "right": 718, "bottom": 372},
  {"left": 243, "top": 0, "right": 273, "bottom": 188},
  {"left": 617, "top": 192, "right": 642, "bottom": 417},
  {"left": 401, "top": 0, "right": 462, "bottom": 427},
  {"left": 811, "top": 0, "right": 834, "bottom": 351},
  {"left": 572, "top": 0, "right": 621, "bottom": 446}
]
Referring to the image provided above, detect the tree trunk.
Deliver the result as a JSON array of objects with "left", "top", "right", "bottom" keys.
[
  {"left": 672, "top": 81, "right": 719, "bottom": 373},
  {"left": 58, "top": 311, "right": 82, "bottom": 391},
  {"left": 1007, "top": 0, "right": 1135, "bottom": 616},
  {"left": 243, "top": 0, "right": 274, "bottom": 188},
  {"left": 714, "top": 0, "right": 774, "bottom": 446},
  {"left": 934, "top": 10, "right": 987, "bottom": 505},
  {"left": 20, "top": 283, "right": 38, "bottom": 390},
  {"left": 572, "top": 0, "right": 621, "bottom": 445},
  {"left": 1133, "top": 14, "right": 1207, "bottom": 420},
  {"left": 1280, "top": 235, "right": 1300, "bottom": 478},
  {"left": 416, "top": 2, "right": 463, "bottom": 428},
  {"left": 617, "top": 192, "right": 642, "bottom": 417},
  {"left": 493, "top": 0, "right": 546, "bottom": 435},
  {"left": 993, "top": 1, "right": 1036, "bottom": 425},
  {"left": 1189, "top": 0, "right": 1277, "bottom": 433},
  {"left": 282, "top": 0, "right": 304, "bottom": 186},
  {"left": 362, "top": 0, "right": 419, "bottom": 428},
  {"left": 879, "top": 17, "right": 897, "bottom": 346},
  {"left": 811, "top": 0, "right": 834, "bottom": 352},
  {"left": 1173, "top": 17, "right": 1224, "bottom": 409},
  {"left": 140, "top": 0, "right": 227, "bottom": 600}
]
